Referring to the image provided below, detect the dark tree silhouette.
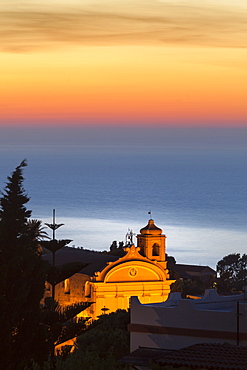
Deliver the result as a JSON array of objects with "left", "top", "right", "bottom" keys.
[
  {"left": 0, "top": 160, "right": 46, "bottom": 369},
  {"left": 41, "top": 235, "right": 90, "bottom": 365},
  {"left": 41, "top": 239, "right": 72, "bottom": 300},
  {"left": 101, "top": 240, "right": 126, "bottom": 257},
  {"left": 27, "top": 219, "right": 50, "bottom": 241},
  {"left": 217, "top": 253, "right": 247, "bottom": 293}
]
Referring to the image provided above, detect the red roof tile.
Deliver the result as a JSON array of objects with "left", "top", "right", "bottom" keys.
[{"left": 157, "top": 343, "right": 247, "bottom": 369}]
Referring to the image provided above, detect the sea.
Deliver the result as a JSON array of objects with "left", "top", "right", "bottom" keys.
[{"left": 0, "top": 125, "right": 247, "bottom": 269}]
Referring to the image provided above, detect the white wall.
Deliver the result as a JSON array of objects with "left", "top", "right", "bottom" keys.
[{"left": 130, "top": 289, "right": 247, "bottom": 351}]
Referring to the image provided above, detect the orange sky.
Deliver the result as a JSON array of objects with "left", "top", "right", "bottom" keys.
[{"left": 1, "top": 0, "right": 247, "bottom": 127}]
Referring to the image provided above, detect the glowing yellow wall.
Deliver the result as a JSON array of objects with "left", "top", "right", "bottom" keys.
[
  {"left": 46, "top": 221, "right": 174, "bottom": 321},
  {"left": 86, "top": 244, "right": 174, "bottom": 320}
]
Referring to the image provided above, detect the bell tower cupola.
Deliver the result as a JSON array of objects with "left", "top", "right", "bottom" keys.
[{"left": 137, "top": 219, "right": 166, "bottom": 262}]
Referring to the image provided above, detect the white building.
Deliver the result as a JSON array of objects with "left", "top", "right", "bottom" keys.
[{"left": 129, "top": 288, "right": 247, "bottom": 353}]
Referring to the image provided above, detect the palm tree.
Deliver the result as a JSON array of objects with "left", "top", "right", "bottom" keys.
[
  {"left": 27, "top": 219, "right": 50, "bottom": 253},
  {"left": 27, "top": 219, "right": 50, "bottom": 241}
]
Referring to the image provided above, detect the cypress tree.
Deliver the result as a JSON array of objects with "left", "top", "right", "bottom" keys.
[{"left": 0, "top": 160, "right": 46, "bottom": 369}]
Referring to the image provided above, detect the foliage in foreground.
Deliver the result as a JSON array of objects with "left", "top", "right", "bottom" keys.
[
  {"left": 55, "top": 309, "right": 130, "bottom": 370},
  {"left": 0, "top": 161, "right": 92, "bottom": 369}
]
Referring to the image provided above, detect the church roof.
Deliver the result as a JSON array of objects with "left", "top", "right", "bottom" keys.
[
  {"left": 139, "top": 219, "right": 162, "bottom": 235},
  {"left": 42, "top": 246, "right": 119, "bottom": 276},
  {"left": 168, "top": 262, "right": 216, "bottom": 282},
  {"left": 169, "top": 263, "right": 215, "bottom": 275}
]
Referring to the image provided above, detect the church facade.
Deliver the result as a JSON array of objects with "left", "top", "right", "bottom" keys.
[{"left": 44, "top": 219, "right": 175, "bottom": 320}]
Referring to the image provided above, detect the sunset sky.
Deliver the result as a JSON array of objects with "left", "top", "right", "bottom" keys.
[{"left": 1, "top": 0, "right": 247, "bottom": 127}]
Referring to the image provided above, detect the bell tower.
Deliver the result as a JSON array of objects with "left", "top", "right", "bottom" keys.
[{"left": 137, "top": 219, "right": 167, "bottom": 265}]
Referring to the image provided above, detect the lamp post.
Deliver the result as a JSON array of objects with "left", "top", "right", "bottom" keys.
[
  {"left": 43, "top": 210, "right": 71, "bottom": 367},
  {"left": 45, "top": 209, "right": 64, "bottom": 267},
  {"left": 45, "top": 208, "right": 64, "bottom": 240},
  {"left": 43, "top": 209, "right": 72, "bottom": 300}
]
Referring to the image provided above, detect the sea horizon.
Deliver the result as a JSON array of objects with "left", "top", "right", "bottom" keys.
[{"left": 0, "top": 126, "right": 246, "bottom": 270}]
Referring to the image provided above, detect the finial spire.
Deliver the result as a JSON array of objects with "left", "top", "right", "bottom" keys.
[{"left": 148, "top": 210, "right": 152, "bottom": 220}]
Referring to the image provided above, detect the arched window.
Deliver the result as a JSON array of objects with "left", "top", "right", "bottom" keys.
[
  {"left": 84, "top": 281, "right": 91, "bottom": 298},
  {"left": 152, "top": 243, "right": 160, "bottom": 256},
  {"left": 64, "top": 279, "right": 70, "bottom": 294}
]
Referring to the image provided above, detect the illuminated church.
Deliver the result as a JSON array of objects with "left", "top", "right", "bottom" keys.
[{"left": 43, "top": 219, "right": 175, "bottom": 320}]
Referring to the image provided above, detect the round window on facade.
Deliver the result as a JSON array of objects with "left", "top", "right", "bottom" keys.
[{"left": 129, "top": 267, "right": 138, "bottom": 277}]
